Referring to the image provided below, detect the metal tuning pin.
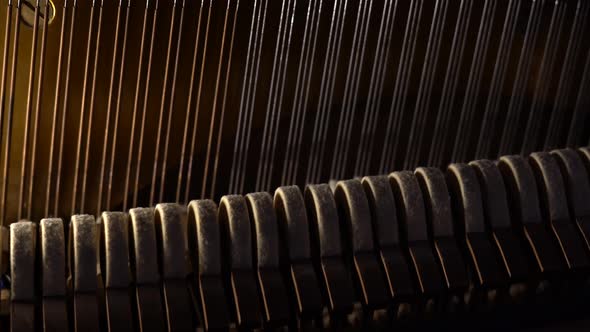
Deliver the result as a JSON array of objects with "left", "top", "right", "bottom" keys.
[
  {"left": 219, "top": 195, "right": 262, "bottom": 329},
  {"left": 188, "top": 199, "right": 230, "bottom": 331},
  {"left": 246, "top": 192, "right": 291, "bottom": 327}
]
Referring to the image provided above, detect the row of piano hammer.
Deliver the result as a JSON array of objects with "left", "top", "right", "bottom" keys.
[{"left": 2, "top": 147, "right": 590, "bottom": 331}]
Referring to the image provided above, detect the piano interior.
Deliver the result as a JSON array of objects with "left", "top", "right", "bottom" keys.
[{"left": 0, "top": 0, "right": 589, "bottom": 330}]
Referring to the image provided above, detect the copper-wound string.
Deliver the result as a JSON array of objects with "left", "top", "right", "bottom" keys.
[
  {"left": 228, "top": 0, "right": 261, "bottom": 195},
  {"left": 133, "top": 0, "right": 159, "bottom": 207},
  {"left": 18, "top": 0, "right": 41, "bottom": 220},
  {"left": 106, "top": 0, "right": 131, "bottom": 209},
  {"left": 123, "top": 0, "right": 151, "bottom": 211},
  {"left": 183, "top": 0, "right": 211, "bottom": 203},
  {"left": 150, "top": 0, "right": 178, "bottom": 206},
  {"left": 0, "top": 1, "right": 12, "bottom": 131},
  {"left": 200, "top": 0, "right": 233, "bottom": 199},
  {"left": 80, "top": 0, "right": 105, "bottom": 213},
  {"left": 0, "top": 0, "right": 14, "bottom": 225},
  {"left": 54, "top": 0, "right": 77, "bottom": 216},
  {"left": 254, "top": 0, "right": 290, "bottom": 192},
  {"left": 176, "top": 0, "right": 205, "bottom": 204},
  {"left": 97, "top": 0, "right": 124, "bottom": 214},
  {"left": 1, "top": 1, "right": 22, "bottom": 224},
  {"left": 28, "top": 0, "right": 50, "bottom": 219},
  {"left": 71, "top": 0, "right": 97, "bottom": 215},
  {"left": 208, "top": 0, "right": 240, "bottom": 199},
  {"left": 235, "top": 0, "right": 267, "bottom": 194},
  {"left": 160, "top": 0, "right": 185, "bottom": 203},
  {"left": 46, "top": 0, "right": 69, "bottom": 217},
  {"left": 257, "top": 0, "right": 296, "bottom": 192}
]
